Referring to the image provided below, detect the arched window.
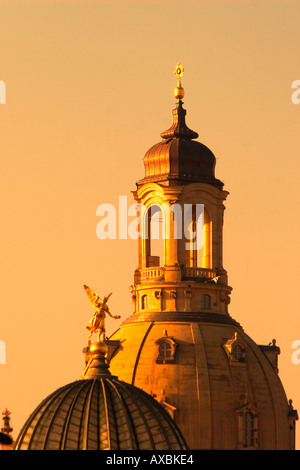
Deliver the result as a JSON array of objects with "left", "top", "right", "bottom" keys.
[
  {"left": 141, "top": 294, "right": 148, "bottom": 310},
  {"left": 201, "top": 294, "right": 211, "bottom": 309},
  {"left": 155, "top": 335, "right": 177, "bottom": 364},
  {"left": 158, "top": 341, "right": 172, "bottom": 359}
]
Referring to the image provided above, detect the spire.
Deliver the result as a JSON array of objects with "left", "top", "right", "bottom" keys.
[
  {"left": 160, "top": 63, "right": 198, "bottom": 141},
  {"left": 1, "top": 408, "right": 13, "bottom": 436},
  {"left": 0, "top": 409, "right": 13, "bottom": 449}
]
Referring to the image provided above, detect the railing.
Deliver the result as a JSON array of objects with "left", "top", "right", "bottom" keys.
[
  {"left": 140, "top": 266, "right": 217, "bottom": 282},
  {"left": 183, "top": 267, "right": 216, "bottom": 279},
  {"left": 140, "top": 267, "right": 165, "bottom": 282}
]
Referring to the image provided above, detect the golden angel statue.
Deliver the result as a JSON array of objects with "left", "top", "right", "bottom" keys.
[{"left": 84, "top": 285, "right": 121, "bottom": 343}]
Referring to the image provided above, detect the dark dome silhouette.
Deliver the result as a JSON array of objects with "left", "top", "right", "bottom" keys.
[{"left": 14, "top": 341, "right": 188, "bottom": 451}]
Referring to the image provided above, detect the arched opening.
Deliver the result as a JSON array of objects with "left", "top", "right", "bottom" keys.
[
  {"left": 202, "top": 208, "right": 211, "bottom": 269},
  {"left": 185, "top": 205, "right": 211, "bottom": 269},
  {"left": 145, "top": 205, "right": 164, "bottom": 267}
]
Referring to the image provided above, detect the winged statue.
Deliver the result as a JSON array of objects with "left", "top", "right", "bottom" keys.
[{"left": 84, "top": 285, "right": 121, "bottom": 343}]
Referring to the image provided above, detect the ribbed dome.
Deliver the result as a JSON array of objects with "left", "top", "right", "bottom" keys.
[
  {"left": 14, "top": 343, "right": 188, "bottom": 451},
  {"left": 138, "top": 102, "right": 223, "bottom": 189}
]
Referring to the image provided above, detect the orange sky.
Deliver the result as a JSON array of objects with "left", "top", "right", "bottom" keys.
[{"left": 0, "top": 0, "right": 299, "bottom": 449}]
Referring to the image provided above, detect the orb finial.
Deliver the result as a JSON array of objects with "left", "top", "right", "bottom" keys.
[
  {"left": 89, "top": 341, "right": 108, "bottom": 357},
  {"left": 174, "top": 63, "right": 184, "bottom": 102}
]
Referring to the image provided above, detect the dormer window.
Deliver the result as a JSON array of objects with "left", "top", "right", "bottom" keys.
[
  {"left": 155, "top": 332, "right": 177, "bottom": 364},
  {"left": 243, "top": 411, "right": 255, "bottom": 447},
  {"left": 233, "top": 344, "right": 245, "bottom": 362},
  {"left": 235, "top": 401, "right": 260, "bottom": 449},
  {"left": 158, "top": 341, "right": 172, "bottom": 359},
  {"left": 223, "top": 332, "right": 246, "bottom": 366}
]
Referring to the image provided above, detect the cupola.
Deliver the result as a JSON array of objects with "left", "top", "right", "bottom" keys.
[{"left": 138, "top": 64, "right": 223, "bottom": 189}]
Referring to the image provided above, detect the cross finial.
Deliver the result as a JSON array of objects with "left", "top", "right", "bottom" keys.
[
  {"left": 174, "top": 63, "right": 184, "bottom": 102},
  {"left": 174, "top": 63, "right": 184, "bottom": 80}
]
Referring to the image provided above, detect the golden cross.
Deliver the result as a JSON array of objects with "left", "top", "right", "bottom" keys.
[{"left": 174, "top": 63, "right": 184, "bottom": 80}]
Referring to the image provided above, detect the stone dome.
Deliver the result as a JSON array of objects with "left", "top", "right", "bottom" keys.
[
  {"left": 138, "top": 102, "right": 223, "bottom": 189},
  {"left": 14, "top": 342, "right": 188, "bottom": 451},
  {"left": 108, "top": 313, "right": 297, "bottom": 450}
]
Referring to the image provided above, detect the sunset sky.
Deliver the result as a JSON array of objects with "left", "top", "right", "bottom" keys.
[{"left": 0, "top": 0, "right": 300, "bottom": 448}]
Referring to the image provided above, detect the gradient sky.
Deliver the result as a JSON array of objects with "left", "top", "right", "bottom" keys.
[{"left": 0, "top": 0, "right": 299, "bottom": 449}]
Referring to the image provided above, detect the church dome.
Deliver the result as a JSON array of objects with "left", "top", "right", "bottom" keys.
[
  {"left": 14, "top": 341, "right": 188, "bottom": 451},
  {"left": 138, "top": 102, "right": 223, "bottom": 189},
  {"left": 108, "top": 315, "right": 297, "bottom": 450}
]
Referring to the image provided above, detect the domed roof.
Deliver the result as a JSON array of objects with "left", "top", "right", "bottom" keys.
[
  {"left": 14, "top": 342, "right": 188, "bottom": 451},
  {"left": 138, "top": 102, "right": 223, "bottom": 189}
]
